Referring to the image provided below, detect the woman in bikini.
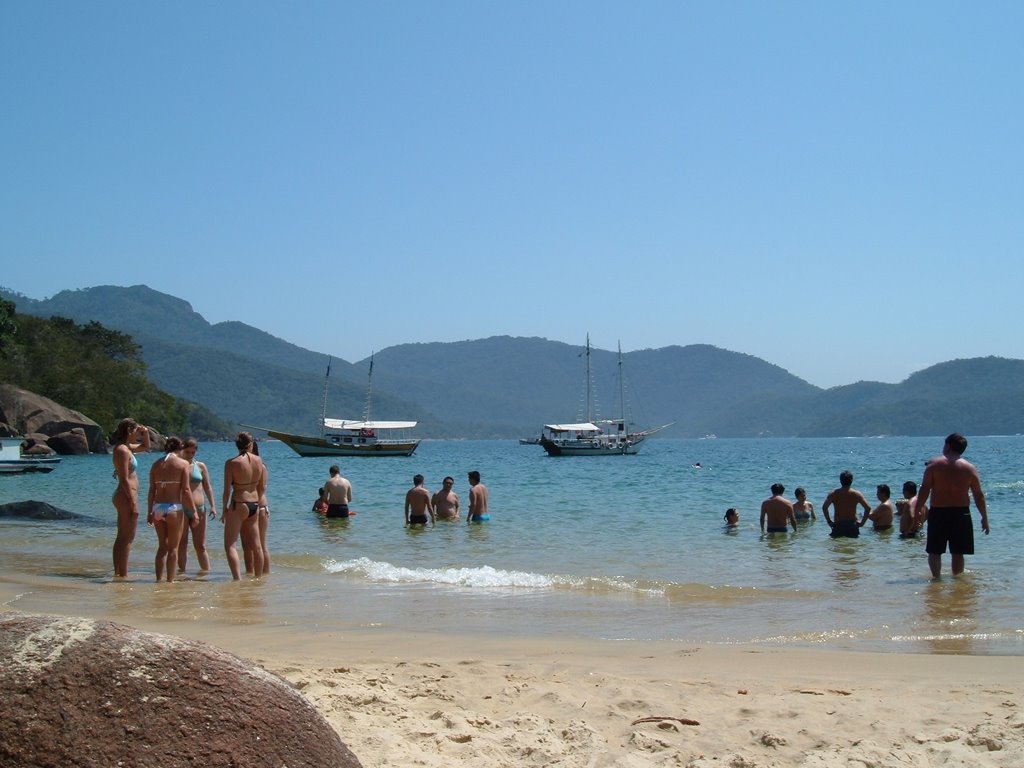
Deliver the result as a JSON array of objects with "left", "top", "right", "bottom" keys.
[
  {"left": 111, "top": 417, "right": 151, "bottom": 577},
  {"left": 247, "top": 441, "right": 271, "bottom": 576},
  {"left": 177, "top": 437, "right": 216, "bottom": 575},
  {"left": 793, "top": 487, "right": 816, "bottom": 522},
  {"left": 147, "top": 436, "right": 197, "bottom": 582},
  {"left": 222, "top": 432, "right": 266, "bottom": 580}
]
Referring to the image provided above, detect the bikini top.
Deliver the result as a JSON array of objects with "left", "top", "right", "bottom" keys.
[
  {"left": 190, "top": 460, "right": 203, "bottom": 483},
  {"left": 152, "top": 453, "right": 183, "bottom": 489},
  {"left": 113, "top": 451, "right": 139, "bottom": 479}
]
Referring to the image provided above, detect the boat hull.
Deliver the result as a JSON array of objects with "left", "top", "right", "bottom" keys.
[
  {"left": 268, "top": 430, "right": 419, "bottom": 458},
  {"left": 539, "top": 436, "right": 644, "bottom": 456}
]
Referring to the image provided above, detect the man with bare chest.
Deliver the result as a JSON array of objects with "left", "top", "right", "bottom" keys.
[
  {"left": 822, "top": 470, "right": 871, "bottom": 538},
  {"left": 914, "top": 433, "right": 988, "bottom": 577}
]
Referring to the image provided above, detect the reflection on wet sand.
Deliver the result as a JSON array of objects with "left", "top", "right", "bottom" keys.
[{"left": 922, "top": 576, "right": 980, "bottom": 654}]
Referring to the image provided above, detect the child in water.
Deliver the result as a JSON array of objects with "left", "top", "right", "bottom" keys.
[
  {"left": 724, "top": 508, "right": 740, "bottom": 528},
  {"left": 312, "top": 487, "right": 328, "bottom": 515}
]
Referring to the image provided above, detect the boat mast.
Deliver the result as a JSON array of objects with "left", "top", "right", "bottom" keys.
[
  {"left": 362, "top": 352, "right": 375, "bottom": 423},
  {"left": 586, "top": 334, "right": 593, "bottom": 423},
  {"left": 320, "top": 357, "right": 332, "bottom": 438},
  {"left": 617, "top": 341, "right": 627, "bottom": 434}
]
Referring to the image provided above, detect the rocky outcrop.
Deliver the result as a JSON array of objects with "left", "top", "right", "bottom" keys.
[
  {"left": 0, "top": 384, "right": 104, "bottom": 453},
  {"left": 0, "top": 501, "right": 84, "bottom": 520},
  {"left": 0, "top": 614, "right": 363, "bottom": 768},
  {"left": 45, "top": 427, "right": 91, "bottom": 455},
  {"left": 21, "top": 435, "right": 56, "bottom": 456}
]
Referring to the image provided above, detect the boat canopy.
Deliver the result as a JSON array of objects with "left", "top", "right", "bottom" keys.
[
  {"left": 544, "top": 423, "right": 600, "bottom": 433},
  {"left": 323, "top": 419, "right": 417, "bottom": 430}
]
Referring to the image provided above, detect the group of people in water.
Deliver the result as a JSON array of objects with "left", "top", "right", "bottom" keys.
[
  {"left": 727, "top": 433, "right": 990, "bottom": 578},
  {"left": 110, "top": 422, "right": 987, "bottom": 582},
  {"left": 312, "top": 467, "right": 491, "bottom": 525},
  {"left": 747, "top": 476, "right": 924, "bottom": 537},
  {"left": 111, "top": 422, "right": 270, "bottom": 582}
]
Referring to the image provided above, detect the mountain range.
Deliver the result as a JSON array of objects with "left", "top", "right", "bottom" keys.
[{"left": 3, "top": 284, "right": 1023, "bottom": 438}]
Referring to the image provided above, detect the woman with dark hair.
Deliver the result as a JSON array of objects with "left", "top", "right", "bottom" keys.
[
  {"left": 222, "top": 432, "right": 266, "bottom": 580},
  {"left": 147, "top": 436, "right": 197, "bottom": 582},
  {"left": 110, "top": 418, "right": 150, "bottom": 577},
  {"left": 178, "top": 437, "right": 216, "bottom": 574}
]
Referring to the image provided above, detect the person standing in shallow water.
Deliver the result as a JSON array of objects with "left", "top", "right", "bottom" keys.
[
  {"left": 863, "top": 484, "right": 895, "bottom": 531},
  {"left": 322, "top": 465, "right": 352, "bottom": 518},
  {"left": 432, "top": 476, "right": 461, "bottom": 520},
  {"left": 147, "top": 436, "right": 198, "bottom": 582},
  {"left": 914, "top": 433, "right": 989, "bottom": 578},
  {"left": 223, "top": 432, "right": 266, "bottom": 580},
  {"left": 247, "top": 440, "right": 271, "bottom": 576},
  {"left": 822, "top": 470, "right": 871, "bottom": 538},
  {"left": 110, "top": 418, "right": 150, "bottom": 577},
  {"left": 467, "top": 470, "right": 489, "bottom": 523},
  {"left": 760, "top": 483, "right": 797, "bottom": 534},
  {"left": 897, "top": 481, "right": 924, "bottom": 539},
  {"left": 178, "top": 437, "right": 216, "bottom": 574},
  {"left": 793, "top": 487, "right": 816, "bottom": 522},
  {"left": 405, "top": 474, "right": 435, "bottom": 527}
]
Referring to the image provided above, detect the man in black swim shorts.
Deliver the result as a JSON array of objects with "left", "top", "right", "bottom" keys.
[
  {"left": 322, "top": 465, "right": 353, "bottom": 519},
  {"left": 914, "top": 433, "right": 989, "bottom": 577},
  {"left": 760, "top": 483, "right": 797, "bottom": 534},
  {"left": 405, "top": 474, "right": 435, "bottom": 527},
  {"left": 823, "top": 470, "right": 871, "bottom": 538}
]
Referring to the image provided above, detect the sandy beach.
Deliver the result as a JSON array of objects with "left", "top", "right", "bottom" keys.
[
  {"left": 4, "top": 571, "right": 1022, "bottom": 768},
  {"left": 260, "top": 640, "right": 1024, "bottom": 768}
]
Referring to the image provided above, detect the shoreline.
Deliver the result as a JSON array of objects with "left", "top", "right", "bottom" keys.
[{"left": 3, "top": 579, "right": 1023, "bottom": 766}]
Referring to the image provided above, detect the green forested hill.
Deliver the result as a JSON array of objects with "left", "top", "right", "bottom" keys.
[
  {"left": 0, "top": 298, "right": 230, "bottom": 438},
  {"left": 4, "top": 284, "right": 1022, "bottom": 437}
]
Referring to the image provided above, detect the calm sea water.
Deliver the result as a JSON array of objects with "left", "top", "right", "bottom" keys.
[{"left": 2, "top": 436, "right": 1022, "bottom": 655}]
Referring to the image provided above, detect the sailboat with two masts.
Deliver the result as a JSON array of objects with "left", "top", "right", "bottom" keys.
[
  {"left": 538, "top": 336, "right": 669, "bottom": 456},
  {"left": 253, "top": 355, "right": 421, "bottom": 457}
]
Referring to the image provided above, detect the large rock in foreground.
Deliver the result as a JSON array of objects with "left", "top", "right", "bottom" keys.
[
  {"left": 0, "top": 614, "right": 363, "bottom": 768},
  {"left": 0, "top": 384, "right": 104, "bottom": 453}
]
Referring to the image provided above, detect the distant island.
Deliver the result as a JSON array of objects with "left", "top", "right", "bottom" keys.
[{"left": 3, "top": 284, "right": 1023, "bottom": 438}]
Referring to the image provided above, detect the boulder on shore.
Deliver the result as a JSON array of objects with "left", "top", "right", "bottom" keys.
[
  {"left": 46, "top": 427, "right": 91, "bottom": 455},
  {"left": 21, "top": 436, "right": 56, "bottom": 456},
  {"left": 0, "top": 613, "right": 363, "bottom": 768},
  {"left": 0, "top": 500, "right": 84, "bottom": 520},
  {"left": 0, "top": 384, "right": 104, "bottom": 453}
]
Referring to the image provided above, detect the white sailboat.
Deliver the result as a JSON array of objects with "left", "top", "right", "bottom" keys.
[
  {"left": 248, "top": 355, "right": 420, "bottom": 457},
  {"left": 539, "top": 337, "right": 669, "bottom": 456}
]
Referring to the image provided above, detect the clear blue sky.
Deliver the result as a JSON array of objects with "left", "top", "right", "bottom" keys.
[{"left": 3, "top": 2, "right": 1021, "bottom": 389}]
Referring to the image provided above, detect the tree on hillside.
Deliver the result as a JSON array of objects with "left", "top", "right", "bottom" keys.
[{"left": 0, "top": 298, "right": 16, "bottom": 358}]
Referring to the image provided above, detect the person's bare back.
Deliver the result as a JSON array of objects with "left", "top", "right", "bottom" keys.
[
  {"left": 405, "top": 476, "right": 434, "bottom": 525},
  {"left": 760, "top": 484, "right": 796, "bottom": 532}
]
